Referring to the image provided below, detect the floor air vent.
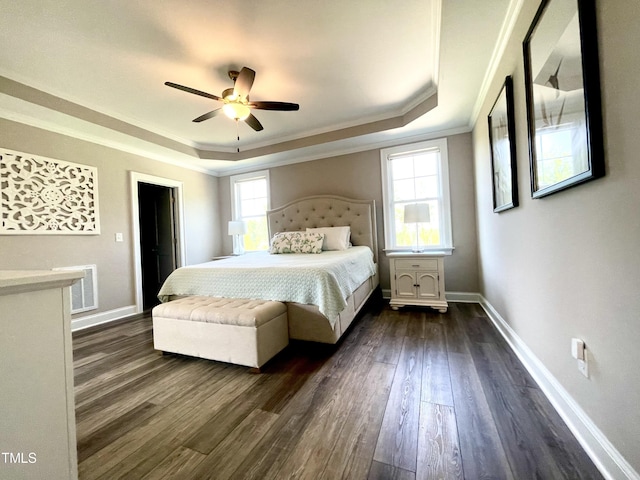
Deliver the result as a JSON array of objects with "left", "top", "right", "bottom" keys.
[{"left": 53, "top": 264, "right": 98, "bottom": 314}]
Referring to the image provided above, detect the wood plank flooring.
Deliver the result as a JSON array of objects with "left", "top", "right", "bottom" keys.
[{"left": 73, "top": 299, "right": 603, "bottom": 479}]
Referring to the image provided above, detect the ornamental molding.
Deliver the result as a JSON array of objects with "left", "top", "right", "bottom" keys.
[{"left": 1, "top": 148, "right": 100, "bottom": 235}]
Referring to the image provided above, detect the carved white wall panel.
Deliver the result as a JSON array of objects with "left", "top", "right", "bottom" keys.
[{"left": 1, "top": 148, "right": 100, "bottom": 235}]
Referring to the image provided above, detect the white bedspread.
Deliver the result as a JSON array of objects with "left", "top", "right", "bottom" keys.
[{"left": 157, "top": 246, "right": 376, "bottom": 326}]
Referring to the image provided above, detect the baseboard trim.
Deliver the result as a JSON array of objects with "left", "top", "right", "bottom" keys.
[
  {"left": 381, "top": 289, "right": 481, "bottom": 303},
  {"left": 445, "top": 291, "right": 482, "bottom": 303},
  {"left": 72, "top": 305, "right": 138, "bottom": 332},
  {"left": 479, "top": 296, "right": 639, "bottom": 480}
]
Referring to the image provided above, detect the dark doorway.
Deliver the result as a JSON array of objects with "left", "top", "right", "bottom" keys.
[{"left": 138, "top": 182, "right": 177, "bottom": 310}]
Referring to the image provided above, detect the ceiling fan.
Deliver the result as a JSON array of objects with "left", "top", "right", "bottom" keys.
[{"left": 165, "top": 67, "right": 299, "bottom": 132}]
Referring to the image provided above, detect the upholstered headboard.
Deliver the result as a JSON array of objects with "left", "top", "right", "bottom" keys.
[{"left": 267, "top": 195, "right": 378, "bottom": 263}]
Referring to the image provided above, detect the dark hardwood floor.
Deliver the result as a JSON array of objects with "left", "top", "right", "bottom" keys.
[{"left": 73, "top": 299, "right": 603, "bottom": 479}]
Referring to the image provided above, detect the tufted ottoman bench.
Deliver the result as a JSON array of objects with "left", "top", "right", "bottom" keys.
[{"left": 152, "top": 296, "right": 289, "bottom": 371}]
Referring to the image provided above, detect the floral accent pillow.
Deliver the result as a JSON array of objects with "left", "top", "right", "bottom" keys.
[{"left": 269, "top": 231, "right": 325, "bottom": 254}]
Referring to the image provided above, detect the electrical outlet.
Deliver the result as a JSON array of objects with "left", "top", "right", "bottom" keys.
[{"left": 577, "top": 350, "right": 589, "bottom": 378}]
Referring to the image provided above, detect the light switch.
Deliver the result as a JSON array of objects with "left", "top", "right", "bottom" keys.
[
  {"left": 115, "top": 232, "right": 124, "bottom": 242},
  {"left": 571, "top": 338, "right": 585, "bottom": 360}
]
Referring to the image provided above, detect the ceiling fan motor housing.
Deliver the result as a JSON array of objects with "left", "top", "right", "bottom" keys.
[
  {"left": 165, "top": 66, "right": 298, "bottom": 132},
  {"left": 222, "top": 87, "right": 237, "bottom": 101}
]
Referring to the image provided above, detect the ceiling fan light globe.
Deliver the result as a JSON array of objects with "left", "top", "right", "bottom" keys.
[{"left": 223, "top": 102, "right": 250, "bottom": 121}]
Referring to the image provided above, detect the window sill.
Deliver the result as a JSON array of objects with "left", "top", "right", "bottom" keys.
[{"left": 383, "top": 247, "right": 454, "bottom": 256}]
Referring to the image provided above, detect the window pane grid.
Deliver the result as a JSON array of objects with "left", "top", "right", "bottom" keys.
[
  {"left": 240, "top": 197, "right": 268, "bottom": 218},
  {"left": 244, "top": 216, "right": 269, "bottom": 251},
  {"left": 238, "top": 179, "right": 267, "bottom": 200},
  {"left": 383, "top": 141, "right": 449, "bottom": 251},
  {"left": 392, "top": 200, "right": 440, "bottom": 248},
  {"left": 231, "top": 172, "right": 269, "bottom": 252},
  {"left": 534, "top": 127, "right": 584, "bottom": 189}
]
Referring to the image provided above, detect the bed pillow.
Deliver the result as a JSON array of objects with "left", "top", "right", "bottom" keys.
[
  {"left": 269, "top": 231, "right": 325, "bottom": 254},
  {"left": 306, "top": 226, "right": 351, "bottom": 251}
]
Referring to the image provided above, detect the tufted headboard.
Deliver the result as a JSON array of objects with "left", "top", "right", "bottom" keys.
[{"left": 267, "top": 195, "right": 378, "bottom": 263}]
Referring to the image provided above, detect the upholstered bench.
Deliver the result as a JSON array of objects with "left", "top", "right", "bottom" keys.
[{"left": 152, "top": 296, "right": 289, "bottom": 370}]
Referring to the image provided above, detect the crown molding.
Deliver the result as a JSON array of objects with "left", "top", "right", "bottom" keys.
[
  {"left": 214, "top": 124, "right": 471, "bottom": 177},
  {"left": 468, "top": 0, "right": 525, "bottom": 127}
]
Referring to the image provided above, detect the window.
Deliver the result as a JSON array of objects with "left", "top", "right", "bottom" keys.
[
  {"left": 535, "top": 125, "right": 587, "bottom": 190},
  {"left": 230, "top": 170, "right": 270, "bottom": 252},
  {"left": 380, "top": 138, "right": 453, "bottom": 253}
]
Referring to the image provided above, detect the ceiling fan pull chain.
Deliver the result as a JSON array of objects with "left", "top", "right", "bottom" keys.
[{"left": 236, "top": 120, "right": 240, "bottom": 152}]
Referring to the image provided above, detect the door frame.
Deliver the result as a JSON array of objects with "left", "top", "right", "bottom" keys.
[{"left": 130, "top": 172, "right": 186, "bottom": 313}]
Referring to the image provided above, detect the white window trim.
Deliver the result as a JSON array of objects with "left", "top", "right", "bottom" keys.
[
  {"left": 230, "top": 170, "right": 271, "bottom": 252},
  {"left": 380, "top": 138, "right": 454, "bottom": 254}
]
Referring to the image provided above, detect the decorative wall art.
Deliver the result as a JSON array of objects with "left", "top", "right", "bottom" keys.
[
  {"left": 523, "top": 0, "right": 604, "bottom": 198},
  {"left": 488, "top": 75, "right": 518, "bottom": 212},
  {"left": 0, "top": 148, "right": 100, "bottom": 234}
]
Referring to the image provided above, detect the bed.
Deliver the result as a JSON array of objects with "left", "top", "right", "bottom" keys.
[{"left": 157, "top": 195, "right": 379, "bottom": 344}]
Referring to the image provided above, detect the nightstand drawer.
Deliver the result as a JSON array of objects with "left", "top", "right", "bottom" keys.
[{"left": 394, "top": 258, "right": 439, "bottom": 270}]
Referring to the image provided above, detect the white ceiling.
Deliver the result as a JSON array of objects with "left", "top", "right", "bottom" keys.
[{"left": 0, "top": 0, "right": 515, "bottom": 175}]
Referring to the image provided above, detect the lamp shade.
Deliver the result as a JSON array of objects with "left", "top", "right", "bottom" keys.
[
  {"left": 228, "top": 220, "right": 247, "bottom": 236},
  {"left": 404, "top": 203, "right": 430, "bottom": 224}
]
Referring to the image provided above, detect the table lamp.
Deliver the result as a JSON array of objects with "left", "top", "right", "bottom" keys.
[
  {"left": 404, "top": 203, "right": 430, "bottom": 252},
  {"left": 228, "top": 220, "right": 247, "bottom": 255}
]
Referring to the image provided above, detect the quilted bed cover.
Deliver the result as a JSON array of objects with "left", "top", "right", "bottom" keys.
[{"left": 157, "top": 246, "right": 376, "bottom": 326}]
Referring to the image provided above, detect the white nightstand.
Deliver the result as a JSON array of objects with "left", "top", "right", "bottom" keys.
[{"left": 386, "top": 252, "right": 448, "bottom": 313}]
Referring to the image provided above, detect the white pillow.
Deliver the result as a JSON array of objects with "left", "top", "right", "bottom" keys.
[
  {"left": 269, "top": 231, "right": 324, "bottom": 254},
  {"left": 306, "top": 226, "right": 351, "bottom": 251}
]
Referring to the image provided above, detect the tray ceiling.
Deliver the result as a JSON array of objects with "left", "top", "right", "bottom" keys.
[{"left": 0, "top": 0, "right": 514, "bottom": 174}]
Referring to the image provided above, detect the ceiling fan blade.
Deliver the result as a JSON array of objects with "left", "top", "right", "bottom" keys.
[
  {"left": 244, "top": 113, "right": 264, "bottom": 131},
  {"left": 192, "top": 108, "right": 222, "bottom": 123},
  {"left": 233, "top": 67, "right": 256, "bottom": 99},
  {"left": 250, "top": 101, "right": 299, "bottom": 111},
  {"left": 165, "top": 81, "right": 221, "bottom": 101}
]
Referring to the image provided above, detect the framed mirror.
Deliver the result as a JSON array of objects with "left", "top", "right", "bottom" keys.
[
  {"left": 488, "top": 76, "right": 518, "bottom": 212},
  {"left": 523, "top": 0, "right": 604, "bottom": 198}
]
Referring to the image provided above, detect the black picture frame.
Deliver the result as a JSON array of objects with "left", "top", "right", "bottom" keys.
[
  {"left": 523, "top": 0, "right": 604, "bottom": 198},
  {"left": 488, "top": 76, "right": 519, "bottom": 212}
]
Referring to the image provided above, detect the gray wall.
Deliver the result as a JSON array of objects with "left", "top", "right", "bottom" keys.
[
  {"left": 0, "top": 118, "right": 220, "bottom": 315},
  {"left": 0, "top": 122, "right": 478, "bottom": 312},
  {"left": 471, "top": 0, "right": 640, "bottom": 471},
  {"left": 219, "top": 132, "right": 479, "bottom": 293}
]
